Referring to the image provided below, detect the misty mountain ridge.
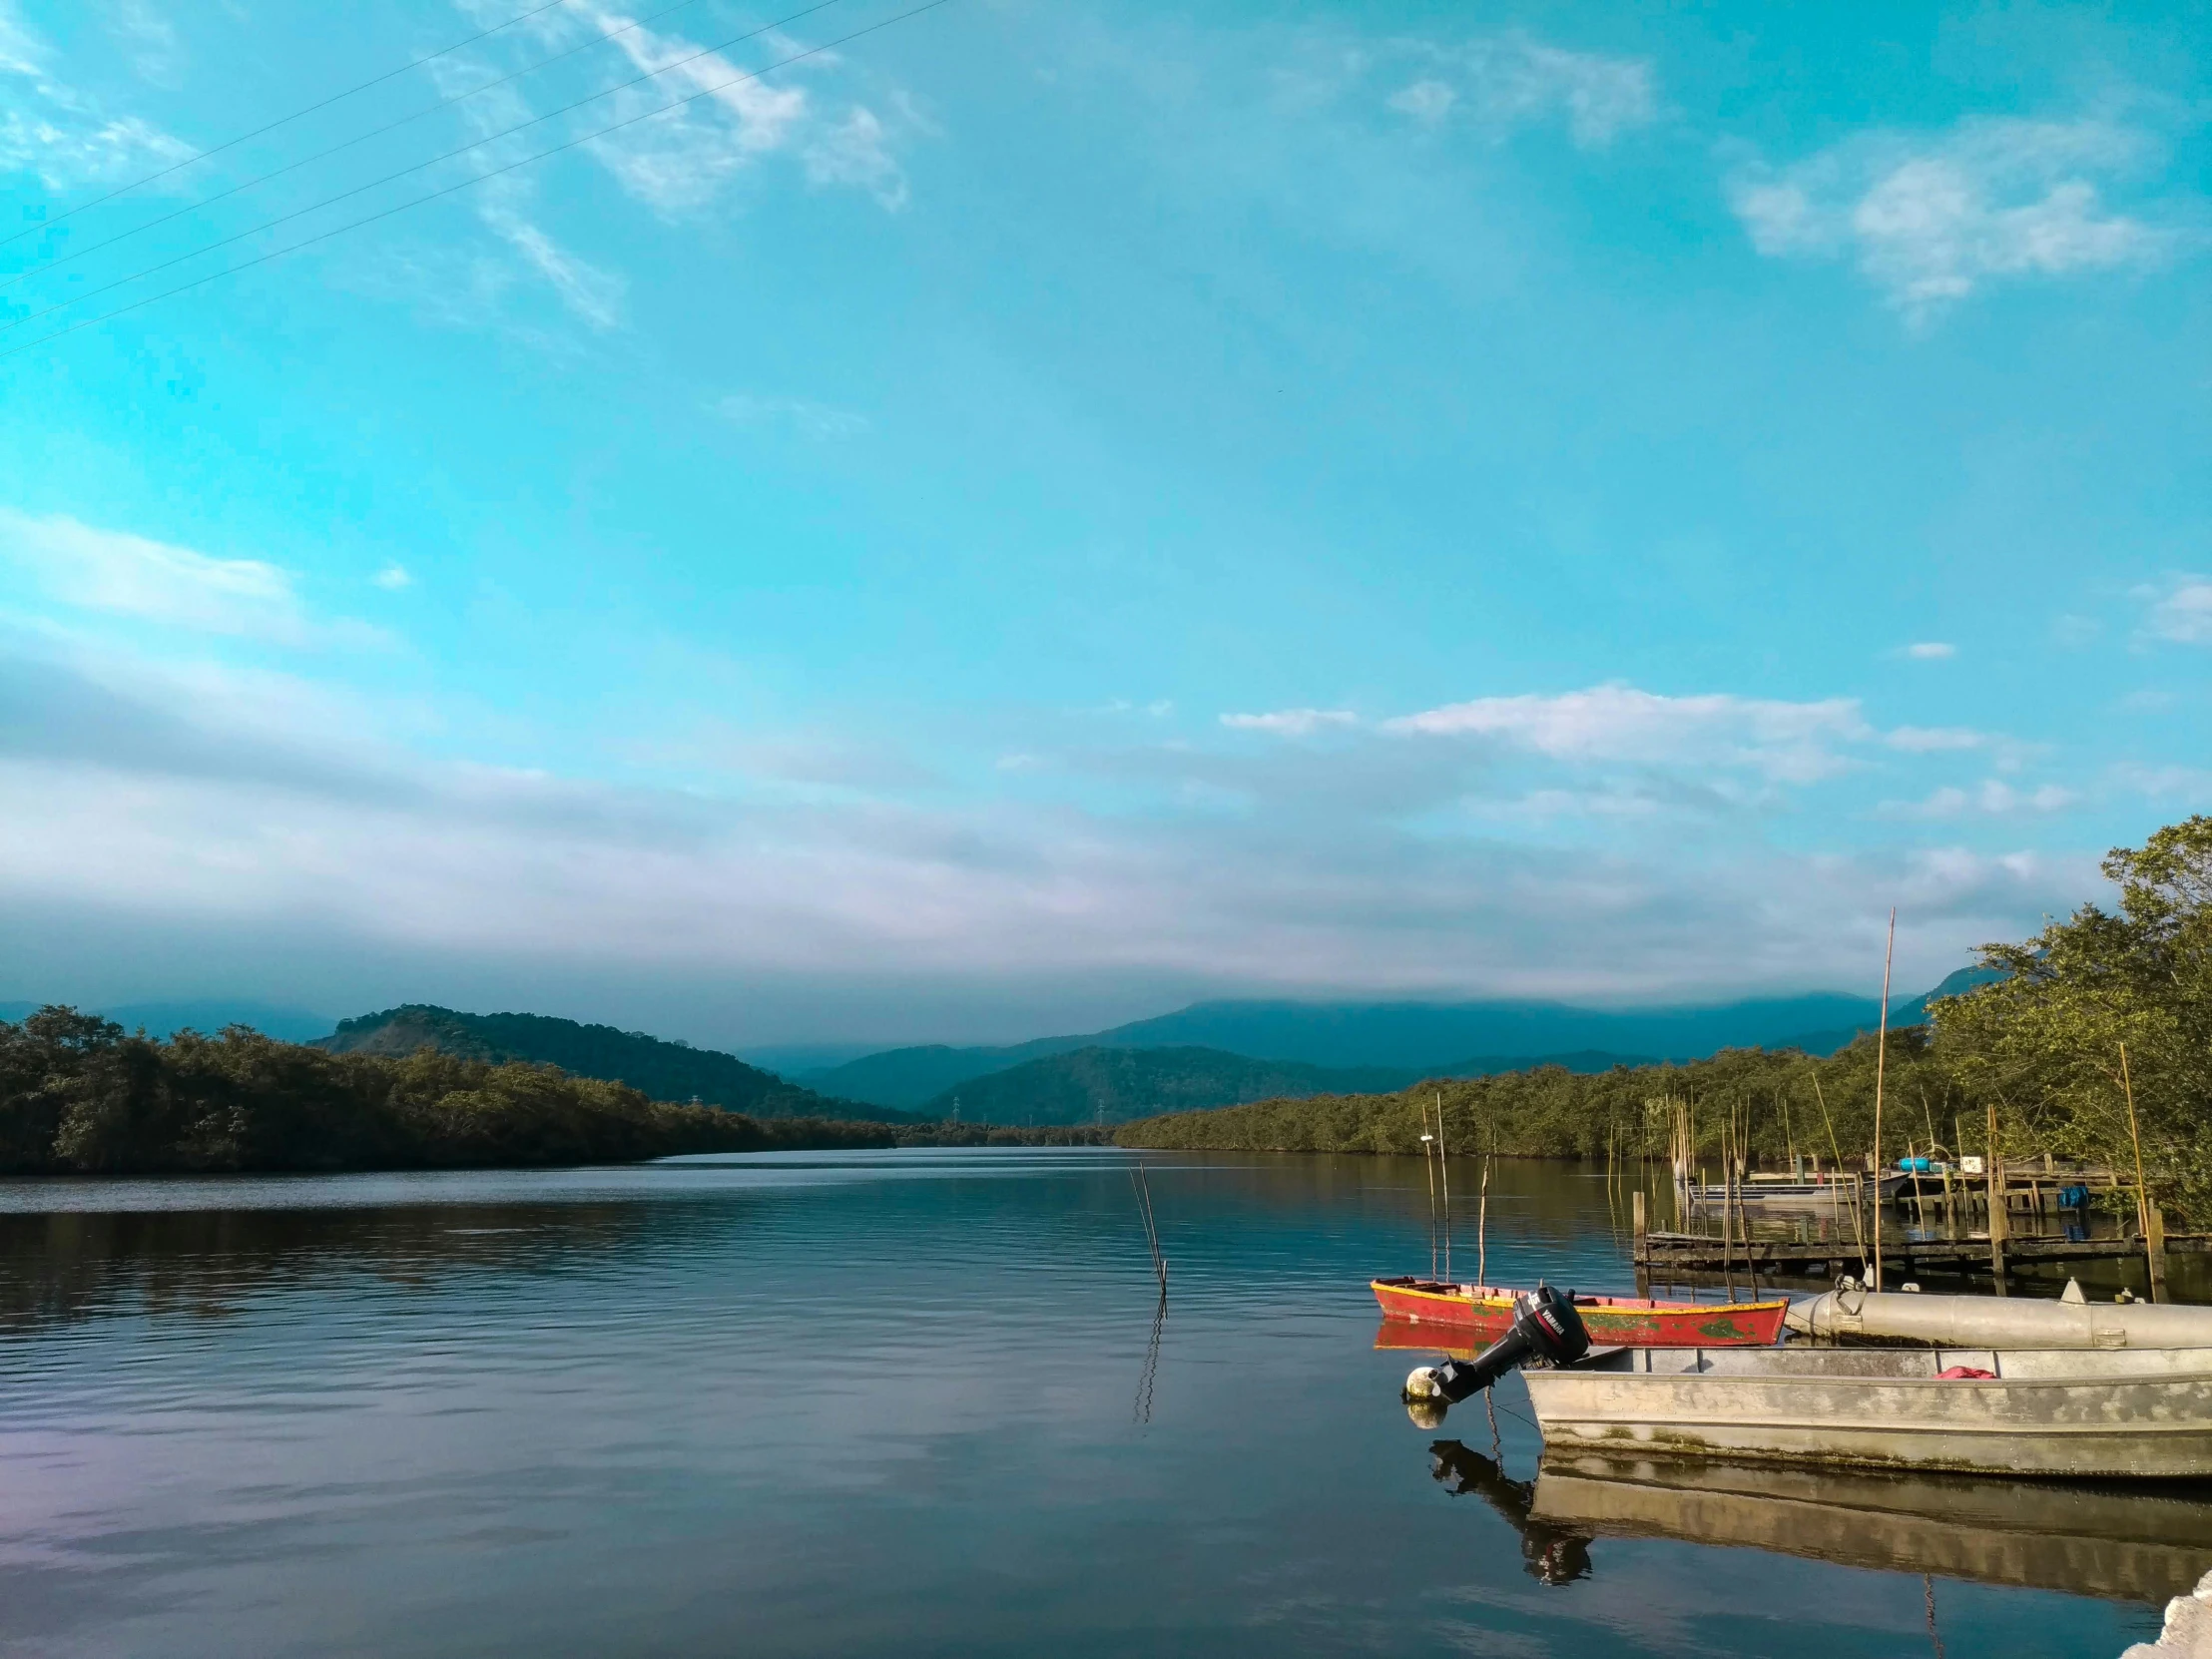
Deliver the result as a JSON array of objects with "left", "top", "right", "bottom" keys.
[
  {"left": 312, "top": 1005, "right": 914, "bottom": 1124},
  {"left": 799, "top": 969, "right": 2001, "bottom": 1110}
]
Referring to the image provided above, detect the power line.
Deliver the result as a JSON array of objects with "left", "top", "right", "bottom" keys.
[
  {"left": 1, "top": 0, "right": 575, "bottom": 249},
  {"left": 1, "top": 0, "right": 850, "bottom": 334},
  {"left": 0, "top": 0, "right": 957, "bottom": 363},
  {"left": 2, "top": 0, "right": 766, "bottom": 293}
]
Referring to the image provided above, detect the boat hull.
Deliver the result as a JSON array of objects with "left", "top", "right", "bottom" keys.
[
  {"left": 1523, "top": 1346, "right": 2212, "bottom": 1478},
  {"left": 1680, "top": 1172, "right": 1911, "bottom": 1207},
  {"left": 1785, "top": 1289, "right": 2212, "bottom": 1350},
  {"left": 1371, "top": 1280, "right": 1787, "bottom": 1347}
]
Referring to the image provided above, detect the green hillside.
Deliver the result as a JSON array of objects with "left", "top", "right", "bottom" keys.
[
  {"left": 1, "top": 1007, "right": 898, "bottom": 1175},
  {"left": 920, "top": 1044, "right": 1646, "bottom": 1125},
  {"left": 315, "top": 1005, "right": 915, "bottom": 1124}
]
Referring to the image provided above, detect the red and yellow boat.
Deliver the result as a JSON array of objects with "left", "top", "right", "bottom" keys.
[{"left": 1371, "top": 1278, "right": 1788, "bottom": 1348}]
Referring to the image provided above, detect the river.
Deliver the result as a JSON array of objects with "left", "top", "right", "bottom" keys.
[{"left": 0, "top": 1149, "right": 2188, "bottom": 1657}]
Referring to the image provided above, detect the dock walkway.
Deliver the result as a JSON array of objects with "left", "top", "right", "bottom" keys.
[{"left": 1635, "top": 1229, "right": 2207, "bottom": 1282}]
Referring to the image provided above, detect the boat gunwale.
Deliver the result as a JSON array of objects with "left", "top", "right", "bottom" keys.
[{"left": 1370, "top": 1277, "right": 1788, "bottom": 1319}]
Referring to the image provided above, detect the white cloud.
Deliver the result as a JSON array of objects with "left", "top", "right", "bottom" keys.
[
  {"left": 0, "top": 643, "right": 2089, "bottom": 1012},
  {"left": 1904, "top": 641, "right": 1955, "bottom": 660},
  {"left": 1386, "top": 79, "right": 1455, "bottom": 126},
  {"left": 2113, "top": 762, "right": 2212, "bottom": 801},
  {"left": 802, "top": 105, "right": 907, "bottom": 209},
  {"left": 0, "top": 510, "right": 309, "bottom": 641},
  {"left": 712, "top": 392, "right": 870, "bottom": 439},
  {"left": 1729, "top": 116, "right": 2181, "bottom": 320},
  {"left": 1880, "top": 780, "right": 2078, "bottom": 819},
  {"left": 1384, "top": 684, "right": 1870, "bottom": 784},
  {"left": 371, "top": 565, "right": 412, "bottom": 591},
  {"left": 2139, "top": 576, "right": 2212, "bottom": 644},
  {"left": 1384, "top": 33, "right": 1655, "bottom": 149},
  {"left": 1221, "top": 708, "right": 1358, "bottom": 737},
  {"left": 1885, "top": 725, "right": 1983, "bottom": 753}
]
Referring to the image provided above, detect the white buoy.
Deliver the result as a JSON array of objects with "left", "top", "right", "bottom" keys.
[{"left": 1402, "top": 1366, "right": 1445, "bottom": 1401}]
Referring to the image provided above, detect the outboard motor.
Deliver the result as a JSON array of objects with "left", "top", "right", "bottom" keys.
[{"left": 1403, "top": 1286, "right": 1591, "bottom": 1406}]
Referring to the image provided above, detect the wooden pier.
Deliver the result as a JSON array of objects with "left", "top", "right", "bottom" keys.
[{"left": 1634, "top": 1229, "right": 2206, "bottom": 1283}]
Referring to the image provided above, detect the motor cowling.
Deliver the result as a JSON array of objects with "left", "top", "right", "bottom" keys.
[{"left": 1403, "top": 1285, "right": 1591, "bottom": 1405}]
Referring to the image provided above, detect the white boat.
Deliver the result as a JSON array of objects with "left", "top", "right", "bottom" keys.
[
  {"left": 1678, "top": 1170, "right": 1911, "bottom": 1207},
  {"left": 1520, "top": 1345, "right": 2212, "bottom": 1478},
  {"left": 1785, "top": 1288, "right": 2212, "bottom": 1350}
]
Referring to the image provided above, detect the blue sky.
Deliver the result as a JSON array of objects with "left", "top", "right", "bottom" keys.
[{"left": 1, "top": 0, "right": 2207, "bottom": 1044}]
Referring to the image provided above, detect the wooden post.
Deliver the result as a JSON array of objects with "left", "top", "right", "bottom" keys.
[
  {"left": 1871, "top": 907, "right": 1895, "bottom": 1294},
  {"left": 1985, "top": 1101, "right": 2007, "bottom": 1295},
  {"left": 2148, "top": 1204, "right": 2168, "bottom": 1303}
]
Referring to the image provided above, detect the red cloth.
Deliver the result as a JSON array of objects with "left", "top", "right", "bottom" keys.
[{"left": 1936, "top": 1366, "right": 1996, "bottom": 1380}]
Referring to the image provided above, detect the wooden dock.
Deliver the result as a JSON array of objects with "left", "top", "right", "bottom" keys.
[{"left": 1635, "top": 1229, "right": 2207, "bottom": 1282}]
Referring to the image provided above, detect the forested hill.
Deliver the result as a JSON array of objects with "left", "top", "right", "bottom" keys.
[
  {"left": 315, "top": 1006, "right": 915, "bottom": 1123},
  {"left": 921, "top": 1045, "right": 1643, "bottom": 1126},
  {"left": 0, "top": 1007, "right": 900, "bottom": 1176}
]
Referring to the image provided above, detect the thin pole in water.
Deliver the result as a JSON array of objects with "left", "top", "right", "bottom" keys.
[
  {"left": 2119, "top": 1043, "right": 2163, "bottom": 1304},
  {"left": 1129, "top": 1163, "right": 1167, "bottom": 1301},
  {"left": 1436, "top": 1092, "right": 1453, "bottom": 1283},
  {"left": 1872, "top": 906, "right": 1896, "bottom": 1295},
  {"left": 1475, "top": 1119, "right": 1492, "bottom": 1290},
  {"left": 1420, "top": 1125, "right": 1438, "bottom": 1279}
]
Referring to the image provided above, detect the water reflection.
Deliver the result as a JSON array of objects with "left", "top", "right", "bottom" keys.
[
  {"left": 1528, "top": 1452, "right": 2212, "bottom": 1605},
  {"left": 1428, "top": 1440, "right": 1593, "bottom": 1585},
  {"left": 0, "top": 1201, "right": 663, "bottom": 1334}
]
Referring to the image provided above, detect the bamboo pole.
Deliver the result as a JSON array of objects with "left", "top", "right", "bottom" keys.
[
  {"left": 1811, "top": 1071, "right": 1867, "bottom": 1278},
  {"left": 1475, "top": 1131, "right": 1491, "bottom": 1291},
  {"left": 2119, "top": 1044, "right": 2164, "bottom": 1304},
  {"left": 1986, "top": 1101, "right": 2006, "bottom": 1294},
  {"left": 1421, "top": 1109, "right": 1438, "bottom": 1280},
  {"left": 1872, "top": 906, "right": 1896, "bottom": 1294},
  {"left": 1436, "top": 1095, "right": 1452, "bottom": 1283}
]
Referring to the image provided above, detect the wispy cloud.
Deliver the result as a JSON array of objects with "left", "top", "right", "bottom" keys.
[
  {"left": 1383, "top": 684, "right": 1871, "bottom": 784},
  {"left": 1886, "top": 726, "right": 1983, "bottom": 754},
  {"left": 0, "top": 510, "right": 387, "bottom": 650},
  {"left": 1879, "top": 780, "right": 2078, "bottom": 819},
  {"left": 1384, "top": 33, "right": 1657, "bottom": 150},
  {"left": 1902, "top": 641, "right": 1955, "bottom": 660},
  {"left": 1221, "top": 708, "right": 1357, "bottom": 737},
  {"left": 371, "top": 565, "right": 413, "bottom": 591},
  {"left": 1, "top": 510, "right": 303, "bottom": 640},
  {"left": 0, "top": 0, "right": 192, "bottom": 191},
  {"left": 1728, "top": 115, "right": 2184, "bottom": 321},
  {"left": 711, "top": 392, "right": 870, "bottom": 439},
  {"left": 2137, "top": 575, "right": 2212, "bottom": 644}
]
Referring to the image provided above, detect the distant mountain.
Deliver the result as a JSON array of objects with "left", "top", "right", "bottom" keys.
[
  {"left": 313, "top": 1005, "right": 915, "bottom": 1123},
  {"left": 1760, "top": 966, "right": 2011, "bottom": 1057},
  {"left": 0, "top": 1000, "right": 334, "bottom": 1043},
  {"left": 803, "top": 1036, "right": 1096, "bottom": 1109},
  {"left": 1086, "top": 995, "right": 1904, "bottom": 1069},
  {"left": 920, "top": 1044, "right": 1653, "bottom": 1126},
  {"left": 807, "top": 981, "right": 1981, "bottom": 1109}
]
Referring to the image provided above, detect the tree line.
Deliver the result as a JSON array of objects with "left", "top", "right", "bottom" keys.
[
  {"left": 1118, "top": 817, "right": 2212, "bottom": 1225},
  {"left": 0, "top": 1009, "right": 899, "bottom": 1175}
]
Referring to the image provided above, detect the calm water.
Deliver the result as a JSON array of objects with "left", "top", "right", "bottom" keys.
[{"left": 0, "top": 1150, "right": 2189, "bottom": 1658}]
